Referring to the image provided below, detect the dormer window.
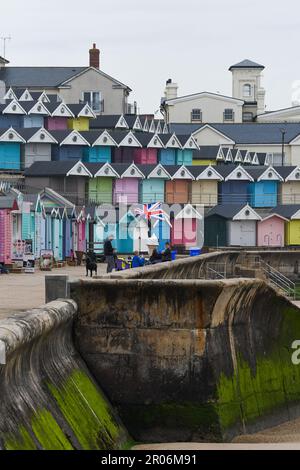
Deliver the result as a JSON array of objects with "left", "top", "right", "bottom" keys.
[
  {"left": 191, "top": 109, "right": 202, "bottom": 122},
  {"left": 243, "top": 84, "right": 252, "bottom": 97}
]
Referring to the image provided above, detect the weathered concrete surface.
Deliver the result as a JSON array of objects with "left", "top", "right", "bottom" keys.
[
  {"left": 0, "top": 300, "right": 129, "bottom": 450},
  {"left": 72, "top": 277, "right": 300, "bottom": 443}
]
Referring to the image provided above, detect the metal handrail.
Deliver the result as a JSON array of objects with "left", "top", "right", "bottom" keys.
[{"left": 206, "top": 266, "right": 225, "bottom": 280}]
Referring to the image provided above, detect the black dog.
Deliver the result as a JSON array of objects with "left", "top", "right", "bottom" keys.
[{"left": 86, "top": 252, "right": 98, "bottom": 277}]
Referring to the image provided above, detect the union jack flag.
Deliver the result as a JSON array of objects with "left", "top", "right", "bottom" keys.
[{"left": 134, "top": 203, "right": 172, "bottom": 227}]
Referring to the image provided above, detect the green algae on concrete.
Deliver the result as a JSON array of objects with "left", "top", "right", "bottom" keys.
[
  {"left": 48, "top": 369, "right": 125, "bottom": 450},
  {"left": 120, "top": 402, "right": 222, "bottom": 441},
  {"left": 31, "top": 409, "right": 73, "bottom": 450},
  {"left": 4, "top": 426, "right": 37, "bottom": 450},
  {"left": 217, "top": 305, "right": 300, "bottom": 433}
]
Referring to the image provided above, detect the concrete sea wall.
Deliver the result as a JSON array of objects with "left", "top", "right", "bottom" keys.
[
  {"left": 72, "top": 276, "right": 300, "bottom": 442},
  {"left": 0, "top": 300, "right": 129, "bottom": 450}
]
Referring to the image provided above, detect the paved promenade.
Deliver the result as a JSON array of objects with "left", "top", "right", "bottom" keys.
[{"left": 0, "top": 264, "right": 107, "bottom": 319}]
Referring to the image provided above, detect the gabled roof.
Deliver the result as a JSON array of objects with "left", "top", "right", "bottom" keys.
[
  {"left": 110, "top": 163, "right": 145, "bottom": 178},
  {"left": 193, "top": 146, "right": 221, "bottom": 160},
  {"left": 163, "top": 90, "right": 244, "bottom": 105},
  {"left": 0, "top": 67, "right": 87, "bottom": 88},
  {"left": 229, "top": 59, "right": 265, "bottom": 71},
  {"left": 170, "top": 123, "right": 300, "bottom": 145},
  {"left": 89, "top": 114, "right": 128, "bottom": 130},
  {"left": 80, "top": 130, "right": 118, "bottom": 147},
  {"left": 0, "top": 196, "right": 18, "bottom": 210},
  {"left": 246, "top": 166, "right": 283, "bottom": 181},
  {"left": 270, "top": 205, "right": 300, "bottom": 220},
  {"left": 217, "top": 164, "right": 253, "bottom": 181},
  {"left": 24, "top": 160, "right": 91, "bottom": 177},
  {"left": 206, "top": 203, "right": 261, "bottom": 220}
]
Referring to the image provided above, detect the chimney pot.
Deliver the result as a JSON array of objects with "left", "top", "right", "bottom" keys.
[{"left": 89, "top": 43, "right": 100, "bottom": 69}]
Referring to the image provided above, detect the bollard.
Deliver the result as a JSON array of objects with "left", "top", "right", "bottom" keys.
[{"left": 45, "top": 275, "right": 69, "bottom": 303}]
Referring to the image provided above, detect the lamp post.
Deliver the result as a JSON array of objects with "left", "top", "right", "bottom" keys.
[{"left": 280, "top": 128, "right": 286, "bottom": 166}]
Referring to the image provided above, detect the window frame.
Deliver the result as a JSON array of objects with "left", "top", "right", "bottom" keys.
[
  {"left": 191, "top": 108, "right": 202, "bottom": 122},
  {"left": 223, "top": 108, "right": 234, "bottom": 121},
  {"left": 243, "top": 84, "right": 252, "bottom": 98},
  {"left": 82, "top": 91, "right": 102, "bottom": 112}
]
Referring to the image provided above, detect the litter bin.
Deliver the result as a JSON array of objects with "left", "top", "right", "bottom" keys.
[
  {"left": 189, "top": 247, "right": 201, "bottom": 257},
  {"left": 171, "top": 250, "right": 177, "bottom": 261}
]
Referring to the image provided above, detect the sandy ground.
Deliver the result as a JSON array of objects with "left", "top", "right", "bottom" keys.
[
  {"left": 133, "top": 442, "right": 300, "bottom": 450},
  {"left": 0, "top": 264, "right": 107, "bottom": 319}
]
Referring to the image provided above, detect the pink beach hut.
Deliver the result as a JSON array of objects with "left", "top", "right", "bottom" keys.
[
  {"left": 257, "top": 213, "right": 287, "bottom": 247},
  {"left": 0, "top": 197, "right": 19, "bottom": 264}
]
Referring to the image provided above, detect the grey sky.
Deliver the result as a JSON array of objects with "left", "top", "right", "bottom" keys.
[{"left": 1, "top": 0, "right": 300, "bottom": 114}]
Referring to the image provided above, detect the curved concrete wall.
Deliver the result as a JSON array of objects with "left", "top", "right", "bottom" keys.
[
  {"left": 72, "top": 277, "right": 300, "bottom": 442},
  {"left": 0, "top": 300, "right": 129, "bottom": 450}
]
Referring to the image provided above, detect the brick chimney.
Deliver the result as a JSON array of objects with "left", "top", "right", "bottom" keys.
[{"left": 89, "top": 43, "right": 100, "bottom": 69}]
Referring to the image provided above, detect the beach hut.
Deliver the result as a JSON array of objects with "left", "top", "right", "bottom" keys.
[
  {"left": 81, "top": 130, "right": 118, "bottom": 163},
  {"left": 257, "top": 213, "right": 287, "bottom": 247},
  {"left": 0, "top": 128, "right": 25, "bottom": 170},
  {"left": 112, "top": 163, "right": 145, "bottom": 204},
  {"left": 51, "top": 130, "right": 90, "bottom": 162},
  {"left": 269, "top": 205, "right": 300, "bottom": 246},
  {"left": 158, "top": 133, "right": 182, "bottom": 165},
  {"left": 86, "top": 162, "right": 119, "bottom": 204},
  {"left": 171, "top": 204, "right": 202, "bottom": 249},
  {"left": 165, "top": 165, "right": 194, "bottom": 204},
  {"left": 0, "top": 197, "right": 19, "bottom": 264},
  {"left": 0, "top": 100, "right": 26, "bottom": 128},
  {"left": 44, "top": 102, "right": 73, "bottom": 130},
  {"left": 204, "top": 204, "right": 261, "bottom": 247},
  {"left": 139, "top": 164, "right": 171, "bottom": 204},
  {"left": 20, "top": 127, "right": 57, "bottom": 168},
  {"left": 67, "top": 103, "right": 95, "bottom": 131},
  {"left": 217, "top": 165, "right": 253, "bottom": 204},
  {"left": 278, "top": 166, "right": 300, "bottom": 204},
  {"left": 20, "top": 101, "right": 49, "bottom": 128},
  {"left": 176, "top": 135, "right": 198, "bottom": 165},
  {"left": 132, "top": 133, "right": 163, "bottom": 165},
  {"left": 111, "top": 131, "right": 142, "bottom": 163},
  {"left": 24, "top": 160, "right": 92, "bottom": 205},
  {"left": 192, "top": 146, "right": 223, "bottom": 166},
  {"left": 116, "top": 210, "right": 148, "bottom": 254},
  {"left": 190, "top": 165, "right": 223, "bottom": 206},
  {"left": 247, "top": 166, "right": 283, "bottom": 208}
]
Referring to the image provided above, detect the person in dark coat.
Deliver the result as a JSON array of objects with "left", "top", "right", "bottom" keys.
[
  {"left": 149, "top": 248, "right": 162, "bottom": 264},
  {"left": 104, "top": 234, "right": 115, "bottom": 273},
  {"left": 162, "top": 242, "right": 172, "bottom": 262}
]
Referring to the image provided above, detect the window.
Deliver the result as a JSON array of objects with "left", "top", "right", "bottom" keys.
[
  {"left": 83, "top": 91, "right": 101, "bottom": 112},
  {"left": 243, "top": 84, "right": 252, "bottom": 97},
  {"left": 224, "top": 109, "right": 234, "bottom": 121},
  {"left": 266, "top": 153, "right": 285, "bottom": 166},
  {"left": 243, "top": 112, "right": 253, "bottom": 122},
  {"left": 191, "top": 109, "right": 202, "bottom": 121}
]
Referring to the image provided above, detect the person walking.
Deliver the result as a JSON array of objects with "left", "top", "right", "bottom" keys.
[{"left": 104, "top": 234, "right": 115, "bottom": 273}]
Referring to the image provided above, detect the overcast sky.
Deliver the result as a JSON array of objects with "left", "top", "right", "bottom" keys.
[{"left": 2, "top": 0, "right": 300, "bottom": 114}]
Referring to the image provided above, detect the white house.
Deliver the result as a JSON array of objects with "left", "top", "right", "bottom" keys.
[{"left": 161, "top": 59, "right": 266, "bottom": 124}]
